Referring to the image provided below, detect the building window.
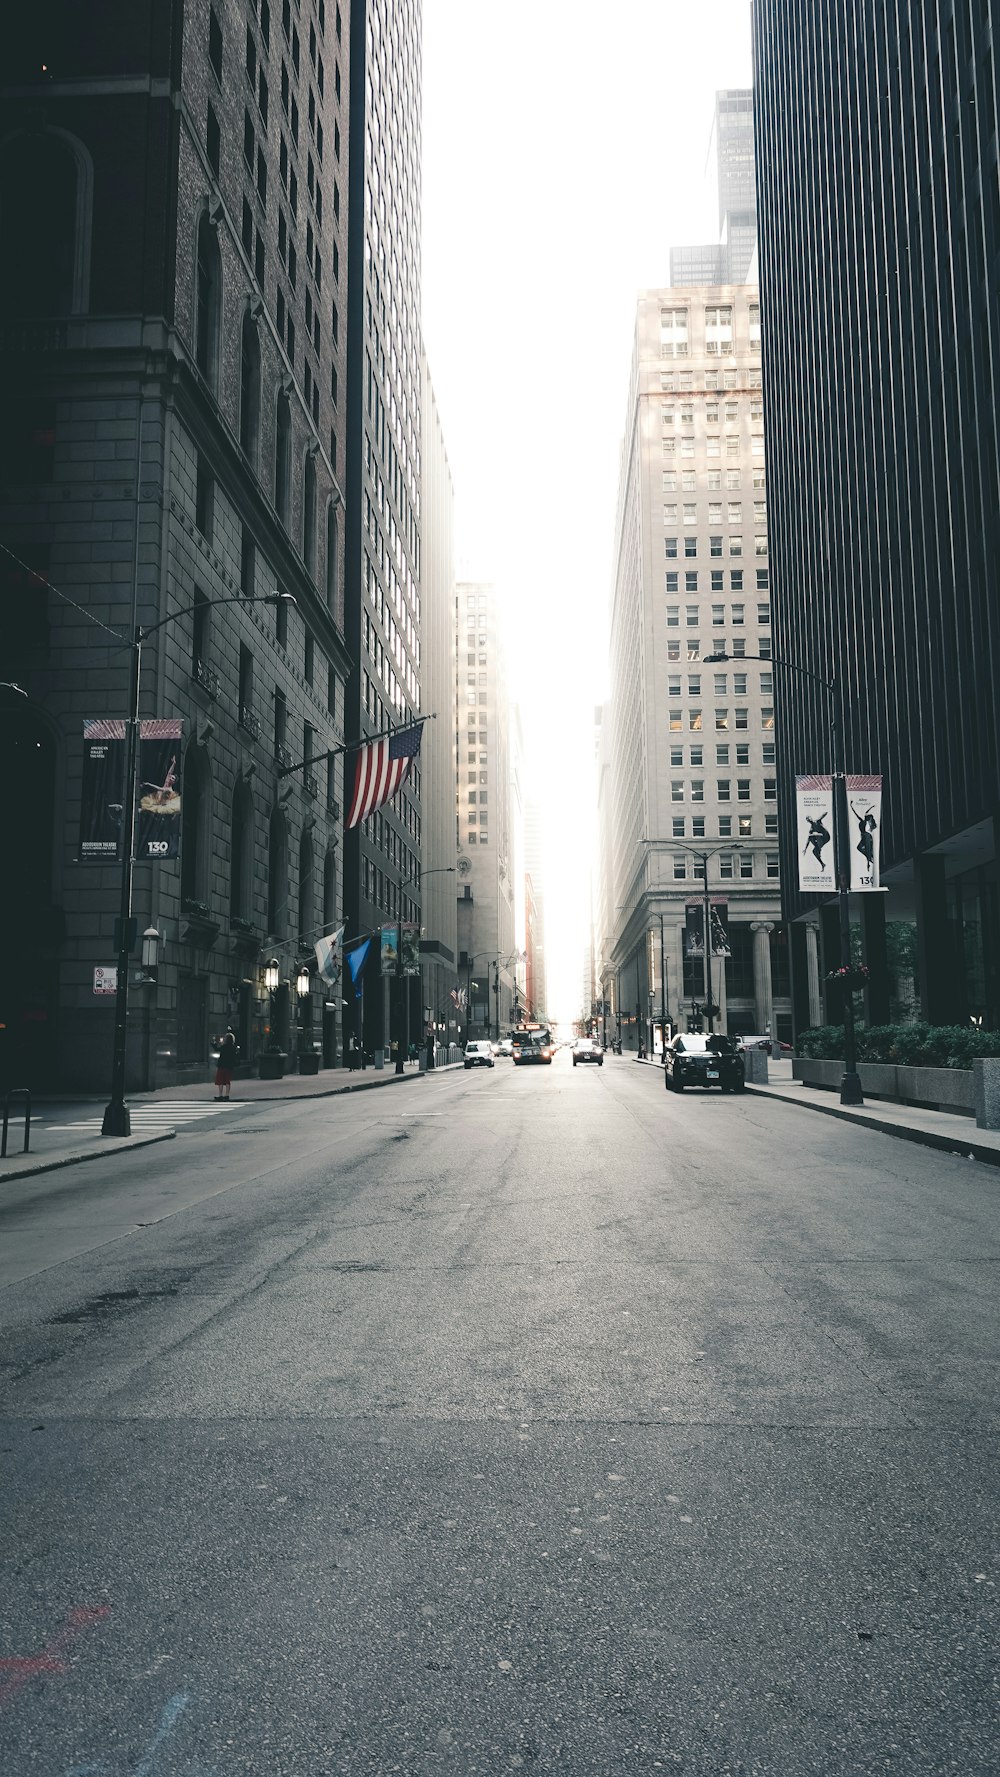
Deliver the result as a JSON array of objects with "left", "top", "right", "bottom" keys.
[
  {"left": 274, "top": 393, "right": 291, "bottom": 522},
  {"left": 669, "top": 709, "right": 683, "bottom": 731},
  {"left": 673, "top": 858, "right": 687, "bottom": 879},
  {"left": 718, "top": 779, "right": 731, "bottom": 801},
  {"left": 719, "top": 815, "right": 732, "bottom": 838},
  {"left": 666, "top": 604, "right": 679, "bottom": 627},
  {"left": 195, "top": 457, "right": 214, "bottom": 540},
  {"left": 689, "top": 710, "right": 702, "bottom": 731},
  {"left": 712, "top": 605, "right": 724, "bottom": 627},
  {"left": 684, "top": 536, "right": 697, "bottom": 559},
  {"left": 671, "top": 781, "right": 684, "bottom": 801},
  {"left": 716, "top": 745, "right": 729, "bottom": 764},
  {"left": 715, "top": 709, "right": 728, "bottom": 730},
  {"left": 685, "top": 571, "right": 698, "bottom": 592},
  {"left": 239, "top": 312, "right": 261, "bottom": 463},
  {"left": 666, "top": 572, "right": 679, "bottom": 594},
  {"left": 660, "top": 307, "right": 689, "bottom": 356},
  {"left": 737, "top": 779, "right": 751, "bottom": 802},
  {"left": 692, "top": 816, "right": 705, "bottom": 838},
  {"left": 719, "top": 853, "right": 733, "bottom": 879},
  {"left": 705, "top": 304, "right": 733, "bottom": 354},
  {"left": 195, "top": 215, "right": 222, "bottom": 391},
  {"left": 711, "top": 570, "right": 724, "bottom": 592},
  {"left": 686, "top": 606, "right": 699, "bottom": 627},
  {"left": 730, "top": 570, "right": 744, "bottom": 591},
  {"left": 303, "top": 453, "right": 317, "bottom": 574},
  {"left": 665, "top": 536, "right": 678, "bottom": 558},
  {"left": 764, "top": 778, "right": 777, "bottom": 801},
  {"left": 740, "top": 853, "right": 754, "bottom": 878},
  {"left": 739, "top": 815, "right": 752, "bottom": 838},
  {"left": 683, "top": 503, "right": 697, "bottom": 525},
  {"left": 766, "top": 853, "right": 779, "bottom": 878},
  {"left": 691, "top": 779, "right": 704, "bottom": 801},
  {"left": 762, "top": 743, "right": 775, "bottom": 766}
]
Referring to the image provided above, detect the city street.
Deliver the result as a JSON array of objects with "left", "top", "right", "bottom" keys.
[{"left": 1, "top": 1053, "right": 998, "bottom": 1774}]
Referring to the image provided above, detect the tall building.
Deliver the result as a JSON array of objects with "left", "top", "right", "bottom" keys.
[
  {"left": 754, "top": 4, "right": 1000, "bottom": 1031},
  {"left": 343, "top": 0, "right": 422, "bottom": 1059},
  {"left": 418, "top": 355, "right": 458, "bottom": 1047},
  {"left": 522, "top": 800, "right": 548, "bottom": 1020},
  {"left": 670, "top": 89, "right": 757, "bottom": 288},
  {"left": 455, "top": 581, "right": 516, "bottom": 1038},
  {"left": 602, "top": 286, "right": 789, "bottom": 1050},
  {"left": 0, "top": 0, "right": 350, "bottom": 1091}
]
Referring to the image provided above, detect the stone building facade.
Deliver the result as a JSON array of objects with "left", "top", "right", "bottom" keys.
[
  {"left": 0, "top": 0, "right": 351, "bottom": 1092},
  {"left": 454, "top": 582, "right": 517, "bottom": 1039},
  {"left": 600, "top": 287, "right": 790, "bottom": 1050}
]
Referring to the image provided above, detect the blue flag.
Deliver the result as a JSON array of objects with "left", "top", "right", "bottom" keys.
[{"left": 346, "top": 938, "right": 371, "bottom": 999}]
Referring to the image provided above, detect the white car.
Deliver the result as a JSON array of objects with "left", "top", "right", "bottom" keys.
[
  {"left": 498, "top": 1038, "right": 514, "bottom": 1057},
  {"left": 464, "top": 1040, "right": 495, "bottom": 1069}
]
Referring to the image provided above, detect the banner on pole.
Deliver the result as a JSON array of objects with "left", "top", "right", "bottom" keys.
[
  {"left": 80, "top": 718, "right": 183, "bottom": 862},
  {"left": 845, "top": 775, "right": 882, "bottom": 891},
  {"left": 684, "top": 900, "right": 730, "bottom": 958},
  {"left": 79, "top": 719, "right": 126, "bottom": 861},
  {"left": 401, "top": 923, "right": 422, "bottom": 976},
  {"left": 795, "top": 775, "right": 835, "bottom": 893},
  {"left": 796, "top": 773, "right": 882, "bottom": 892},
  {"left": 137, "top": 720, "right": 182, "bottom": 859},
  {"left": 380, "top": 926, "right": 399, "bottom": 974}
]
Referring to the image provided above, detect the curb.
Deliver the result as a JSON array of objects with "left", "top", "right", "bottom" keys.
[
  {"left": 744, "top": 1083, "right": 1000, "bottom": 1168},
  {"left": 237, "top": 1069, "right": 425, "bottom": 1102},
  {"left": 0, "top": 1128, "right": 177, "bottom": 1183}
]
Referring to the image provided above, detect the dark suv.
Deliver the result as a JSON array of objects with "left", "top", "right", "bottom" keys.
[{"left": 664, "top": 1033, "right": 745, "bottom": 1094}]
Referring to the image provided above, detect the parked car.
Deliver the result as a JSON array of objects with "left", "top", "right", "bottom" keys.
[
  {"left": 664, "top": 1032, "right": 745, "bottom": 1093},
  {"left": 464, "top": 1040, "right": 495, "bottom": 1069},
  {"left": 572, "top": 1037, "right": 603, "bottom": 1067}
]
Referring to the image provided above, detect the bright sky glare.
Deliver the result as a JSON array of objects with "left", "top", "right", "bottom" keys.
[{"left": 422, "top": 0, "right": 753, "bottom": 1020}]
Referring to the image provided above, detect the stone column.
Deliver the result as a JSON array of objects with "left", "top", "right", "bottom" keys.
[
  {"left": 804, "top": 923, "right": 823, "bottom": 1028},
  {"left": 751, "top": 921, "right": 774, "bottom": 1036}
]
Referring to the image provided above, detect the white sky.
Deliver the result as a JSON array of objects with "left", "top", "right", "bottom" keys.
[{"left": 422, "top": 0, "right": 753, "bottom": 1020}]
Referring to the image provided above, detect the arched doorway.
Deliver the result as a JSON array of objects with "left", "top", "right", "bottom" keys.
[{"left": 0, "top": 704, "right": 59, "bottom": 1088}]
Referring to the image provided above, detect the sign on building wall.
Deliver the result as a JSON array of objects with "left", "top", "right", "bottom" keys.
[
  {"left": 796, "top": 774, "right": 882, "bottom": 893},
  {"left": 79, "top": 719, "right": 183, "bottom": 862},
  {"left": 684, "top": 900, "right": 731, "bottom": 958}
]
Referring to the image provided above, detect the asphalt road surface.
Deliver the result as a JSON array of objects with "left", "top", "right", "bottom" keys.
[{"left": 1, "top": 1052, "right": 998, "bottom": 1775}]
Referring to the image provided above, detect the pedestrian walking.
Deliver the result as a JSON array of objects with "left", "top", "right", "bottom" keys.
[{"left": 215, "top": 1028, "right": 237, "bottom": 1099}]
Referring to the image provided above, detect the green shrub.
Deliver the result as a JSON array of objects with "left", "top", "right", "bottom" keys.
[{"left": 795, "top": 1022, "right": 1000, "bottom": 1070}]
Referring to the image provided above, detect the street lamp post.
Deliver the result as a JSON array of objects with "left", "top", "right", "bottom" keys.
[
  {"left": 659, "top": 913, "right": 667, "bottom": 1057},
  {"left": 101, "top": 591, "right": 294, "bottom": 1136},
  {"left": 705, "top": 649, "right": 863, "bottom": 1106}
]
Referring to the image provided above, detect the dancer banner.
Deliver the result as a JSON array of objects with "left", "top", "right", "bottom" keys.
[
  {"left": 136, "top": 720, "right": 182, "bottom": 859},
  {"left": 796, "top": 774, "right": 882, "bottom": 892},
  {"left": 684, "top": 900, "right": 731, "bottom": 958},
  {"left": 795, "top": 775, "right": 835, "bottom": 893},
  {"left": 845, "top": 775, "right": 882, "bottom": 891}
]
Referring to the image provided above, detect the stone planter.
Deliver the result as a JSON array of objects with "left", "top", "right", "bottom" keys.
[
  {"left": 258, "top": 1050, "right": 287, "bottom": 1080},
  {"left": 793, "top": 1056, "right": 975, "bottom": 1114},
  {"left": 297, "top": 1052, "right": 321, "bottom": 1076},
  {"left": 973, "top": 1059, "right": 1000, "bottom": 1129}
]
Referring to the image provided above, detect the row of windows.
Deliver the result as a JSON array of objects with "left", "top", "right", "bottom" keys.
[
  {"left": 669, "top": 852, "right": 779, "bottom": 879},
  {"left": 667, "top": 602, "right": 770, "bottom": 627},
  {"left": 361, "top": 857, "right": 418, "bottom": 920},
  {"left": 668, "top": 500, "right": 767, "bottom": 529},
  {"left": 661, "top": 368, "right": 763, "bottom": 392},
  {"left": 670, "top": 743, "right": 776, "bottom": 766},
  {"left": 668, "top": 673, "right": 773, "bottom": 696},
  {"left": 666, "top": 815, "right": 779, "bottom": 848},
  {"left": 662, "top": 400, "right": 764, "bottom": 425},
  {"left": 659, "top": 303, "right": 761, "bottom": 354},
  {"left": 186, "top": 774, "right": 338, "bottom": 939},
  {"left": 670, "top": 779, "right": 777, "bottom": 801},
  {"left": 663, "top": 437, "right": 765, "bottom": 460},
  {"left": 666, "top": 544, "right": 767, "bottom": 568},
  {"left": 667, "top": 637, "right": 770, "bottom": 662},
  {"left": 664, "top": 470, "right": 766, "bottom": 494},
  {"left": 668, "top": 572, "right": 770, "bottom": 596},
  {"left": 669, "top": 710, "right": 776, "bottom": 732}
]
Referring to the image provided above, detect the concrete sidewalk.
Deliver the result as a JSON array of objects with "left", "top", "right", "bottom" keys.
[
  {"left": 633, "top": 1050, "right": 1000, "bottom": 1169},
  {"left": 0, "top": 1062, "right": 444, "bottom": 1184}
]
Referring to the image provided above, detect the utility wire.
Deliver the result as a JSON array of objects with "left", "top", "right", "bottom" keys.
[{"left": 0, "top": 538, "right": 127, "bottom": 642}]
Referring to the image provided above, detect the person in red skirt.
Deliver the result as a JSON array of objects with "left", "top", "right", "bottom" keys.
[{"left": 215, "top": 1028, "right": 237, "bottom": 1099}]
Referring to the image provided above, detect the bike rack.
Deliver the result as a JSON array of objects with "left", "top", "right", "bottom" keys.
[{"left": 1, "top": 1087, "right": 32, "bottom": 1158}]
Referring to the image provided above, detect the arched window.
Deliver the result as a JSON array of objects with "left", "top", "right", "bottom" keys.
[
  {"left": 181, "top": 746, "right": 212, "bottom": 906},
  {"left": 239, "top": 311, "right": 261, "bottom": 465},
  {"left": 274, "top": 393, "right": 291, "bottom": 523},
  {"left": 323, "top": 846, "right": 337, "bottom": 930},
  {"left": 326, "top": 501, "right": 340, "bottom": 612},
  {"left": 0, "top": 131, "right": 86, "bottom": 317},
  {"left": 195, "top": 213, "right": 222, "bottom": 392},
  {"left": 303, "top": 453, "right": 317, "bottom": 576},
  {"left": 267, "top": 806, "right": 288, "bottom": 938},
  {"left": 298, "top": 827, "right": 314, "bottom": 939},
  {"left": 230, "top": 779, "right": 254, "bottom": 921}
]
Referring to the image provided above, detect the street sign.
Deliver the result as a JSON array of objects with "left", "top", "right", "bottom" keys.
[{"left": 93, "top": 966, "right": 118, "bottom": 996}]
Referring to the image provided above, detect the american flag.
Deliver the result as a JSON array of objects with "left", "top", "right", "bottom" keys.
[{"left": 345, "top": 722, "right": 424, "bottom": 830}]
